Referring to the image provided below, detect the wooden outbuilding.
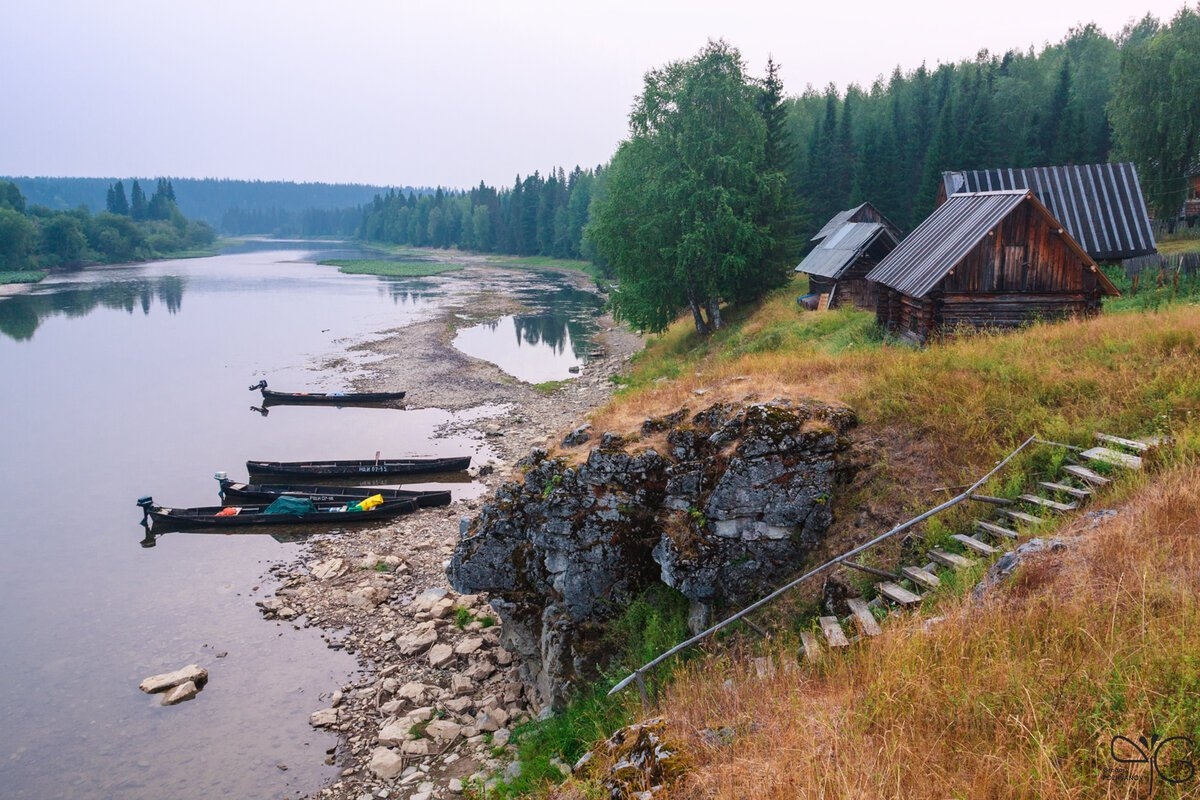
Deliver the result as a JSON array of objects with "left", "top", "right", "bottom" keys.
[
  {"left": 938, "top": 163, "right": 1156, "bottom": 261},
  {"left": 794, "top": 221, "right": 900, "bottom": 310},
  {"left": 810, "top": 202, "right": 902, "bottom": 243},
  {"left": 867, "top": 190, "right": 1120, "bottom": 344}
]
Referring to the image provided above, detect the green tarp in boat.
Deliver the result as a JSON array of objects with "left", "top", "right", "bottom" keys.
[{"left": 263, "top": 495, "right": 317, "bottom": 515}]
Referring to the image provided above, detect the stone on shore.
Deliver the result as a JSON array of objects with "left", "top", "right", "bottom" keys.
[
  {"left": 161, "top": 680, "right": 200, "bottom": 705},
  {"left": 396, "top": 623, "right": 439, "bottom": 656},
  {"left": 369, "top": 747, "right": 406, "bottom": 780},
  {"left": 428, "top": 643, "right": 455, "bottom": 668},
  {"left": 310, "top": 708, "right": 340, "bottom": 728},
  {"left": 140, "top": 664, "right": 208, "bottom": 694}
]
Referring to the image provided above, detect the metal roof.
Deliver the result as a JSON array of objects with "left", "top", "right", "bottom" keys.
[
  {"left": 940, "top": 163, "right": 1156, "bottom": 260},
  {"left": 866, "top": 191, "right": 1031, "bottom": 297},
  {"left": 795, "top": 222, "right": 894, "bottom": 279},
  {"left": 811, "top": 205, "right": 867, "bottom": 242}
]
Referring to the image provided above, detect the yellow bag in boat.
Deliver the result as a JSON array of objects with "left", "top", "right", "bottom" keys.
[{"left": 353, "top": 494, "right": 385, "bottom": 512}]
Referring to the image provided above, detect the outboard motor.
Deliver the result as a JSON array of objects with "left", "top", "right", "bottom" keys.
[
  {"left": 249, "top": 379, "right": 268, "bottom": 392},
  {"left": 214, "top": 471, "right": 228, "bottom": 500},
  {"left": 136, "top": 496, "right": 155, "bottom": 526}
]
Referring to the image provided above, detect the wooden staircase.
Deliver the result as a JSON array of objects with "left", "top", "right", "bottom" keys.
[{"left": 801, "top": 432, "right": 1149, "bottom": 657}]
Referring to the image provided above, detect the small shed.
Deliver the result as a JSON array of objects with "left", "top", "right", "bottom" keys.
[
  {"left": 938, "top": 163, "right": 1156, "bottom": 261},
  {"left": 794, "top": 221, "right": 900, "bottom": 310},
  {"left": 867, "top": 190, "right": 1120, "bottom": 344}
]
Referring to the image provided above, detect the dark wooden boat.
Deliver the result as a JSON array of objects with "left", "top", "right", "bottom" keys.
[
  {"left": 137, "top": 495, "right": 418, "bottom": 529},
  {"left": 249, "top": 379, "right": 406, "bottom": 405},
  {"left": 246, "top": 456, "right": 471, "bottom": 477},
  {"left": 216, "top": 476, "right": 452, "bottom": 508}
]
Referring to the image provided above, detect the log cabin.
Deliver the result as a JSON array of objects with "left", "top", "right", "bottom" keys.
[
  {"left": 938, "top": 163, "right": 1156, "bottom": 262},
  {"left": 794, "top": 221, "right": 900, "bottom": 310},
  {"left": 867, "top": 190, "right": 1120, "bottom": 344}
]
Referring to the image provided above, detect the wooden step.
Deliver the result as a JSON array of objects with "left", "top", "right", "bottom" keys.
[
  {"left": 1019, "top": 494, "right": 1078, "bottom": 513},
  {"left": 976, "top": 520, "right": 1019, "bottom": 540},
  {"left": 952, "top": 533, "right": 998, "bottom": 555},
  {"left": 968, "top": 494, "right": 1012, "bottom": 506},
  {"left": 1039, "top": 480, "right": 1092, "bottom": 499},
  {"left": 928, "top": 548, "right": 974, "bottom": 569},
  {"left": 901, "top": 565, "right": 941, "bottom": 589},
  {"left": 1002, "top": 509, "right": 1045, "bottom": 526},
  {"left": 1082, "top": 446, "right": 1143, "bottom": 470},
  {"left": 1063, "top": 464, "right": 1111, "bottom": 486},
  {"left": 1095, "top": 432, "right": 1150, "bottom": 452},
  {"left": 799, "top": 631, "right": 823, "bottom": 662},
  {"left": 819, "top": 616, "right": 850, "bottom": 648},
  {"left": 878, "top": 582, "right": 922, "bottom": 606},
  {"left": 846, "top": 597, "right": 882, "bottom": 637}
]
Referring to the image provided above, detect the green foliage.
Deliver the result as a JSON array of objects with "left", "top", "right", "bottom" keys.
[
  {"left": 532, "top": 379, "right": 570, "bottom": 395},
  {"left": 454, "top": 606, "right": 473, "bottom": 629},
  {"left": 1109, "top": 7, "right": 1200, "bottom": 219},
  {"left": 588, "top": 40, "right": 798, "bottom": 337},
  {"left": 0, "top": 270, "right": 46, "bottom": 285},
  {"left": 320, "top": 258, "right": 464, "bottom": 278}
]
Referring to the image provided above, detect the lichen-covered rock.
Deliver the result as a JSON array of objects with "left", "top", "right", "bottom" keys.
[{"left": 447, "top": 400, "right": 856, "bottom": 710}]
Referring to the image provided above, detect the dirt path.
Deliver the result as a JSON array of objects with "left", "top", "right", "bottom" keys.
[{"left": 260, "top": 265, "right": 642, "bottom": 800}]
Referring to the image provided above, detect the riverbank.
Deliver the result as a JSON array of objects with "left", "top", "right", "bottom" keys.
[{"left": 260, "top": 264, "right": 641, "bottom": 800}]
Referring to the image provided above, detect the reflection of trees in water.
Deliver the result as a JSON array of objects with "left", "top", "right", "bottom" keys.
[
  {"left": 504, "top": 279, "right": 603, "bottom": 357},
  {"left": 0, "top": 276, "right": 186, "bottom": 341},
  {"left": 379, "top": 279, "right": 433, "bottom": 306}
]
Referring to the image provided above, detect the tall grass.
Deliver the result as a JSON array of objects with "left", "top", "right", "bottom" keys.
[{"left": 644, "top": 458, "right": 1200, "bottom": 799}]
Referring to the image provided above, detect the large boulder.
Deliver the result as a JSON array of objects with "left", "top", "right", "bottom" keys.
[{"left": 447, "top": 400, "right": 856, "bottom": 710}]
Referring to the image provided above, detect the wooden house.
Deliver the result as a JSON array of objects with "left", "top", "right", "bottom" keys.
[
  {"left": 938, "top": 163, "right": 1156, "bottom": 262},
  {"left": 867, "top": 190, "right": 1120, "bottom": 344},
  {"left": 794, "top": 221, "right": 900, "bottom": 310}
]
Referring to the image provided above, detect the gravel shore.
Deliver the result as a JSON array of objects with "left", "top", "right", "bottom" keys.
[{"left": 258, "top": 265, "right": 642, "bottom": 800}]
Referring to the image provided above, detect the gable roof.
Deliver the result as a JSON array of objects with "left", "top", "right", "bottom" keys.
[
  {"left": 866, "top": 190, "right": 1117, "bottom": 298},
  {"left": 811, "top": 202, "right": 902, "bottom": 242},
  {"left": 795, "top": 222, "right": 897, "bottom": 279},
  {"left": 940, "top": 163, "right": 1156, "bottom": 260}
]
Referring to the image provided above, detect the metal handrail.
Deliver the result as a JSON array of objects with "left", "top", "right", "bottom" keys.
[{"left": 609, "top": 435, "right": 1040, "bottom": 697}]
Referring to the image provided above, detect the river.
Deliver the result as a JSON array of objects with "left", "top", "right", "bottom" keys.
[{"left": 0, "top": 242, "right": 601, "bottom": 800}]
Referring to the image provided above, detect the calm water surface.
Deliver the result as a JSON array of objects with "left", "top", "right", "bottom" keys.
[{"left": 0, "top": 245, "right": 596, "bottom": 799}]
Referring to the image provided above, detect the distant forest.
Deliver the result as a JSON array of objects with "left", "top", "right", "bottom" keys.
[{"left": 4, "top": 177, "right": 412, "bottom": 236}]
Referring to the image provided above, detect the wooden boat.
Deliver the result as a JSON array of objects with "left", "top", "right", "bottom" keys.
[
  {"left": 249, "top": 379, "right": 406, "bottom": 405},
  {"left": 247, "top": 456, "right": 471, "bottom": 477},
  {"left": 216, "top": 476, "right": 452, "bottom": 508},
  {"left": 137, "top": 495, "right": 418, "bottom": 529}
]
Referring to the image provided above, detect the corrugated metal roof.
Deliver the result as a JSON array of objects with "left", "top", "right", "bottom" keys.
[
  {"left": 795, "top": 222, "right": 893, "bottom": 279},
  {"left": 811, "top": 204, "right": 868, "bottom": 242},
  {"left": 866, "top": 191, "right": 1030, "bottom": 297},
  {"left": 940, "top": 163, "right": 1156, "bottom": 260}
]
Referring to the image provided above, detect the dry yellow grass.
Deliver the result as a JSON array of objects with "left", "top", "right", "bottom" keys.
[{"left": 644, "top": 458, "right": 1200, "bottom": 799}]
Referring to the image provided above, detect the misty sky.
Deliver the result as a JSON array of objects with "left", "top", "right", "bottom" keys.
[{"left": 1, "top": 0, "right": 1191, "bottom": 190}]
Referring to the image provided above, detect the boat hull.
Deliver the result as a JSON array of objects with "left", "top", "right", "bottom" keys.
[
  {"left": 246, "top": 457, "right": 471, "bottom": 477},
  {"left": 147, "top": 499, "right": 418, "bottom": 529},
  {"left": 260, "top": 389, "right": 406, "bottom": 405},
  {"left": 218, "top": 479, "right": 451, "bottom": 508}
]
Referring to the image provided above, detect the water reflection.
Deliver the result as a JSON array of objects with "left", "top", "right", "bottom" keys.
[
  {"left": 452, "top": 274, "right": 605, "bottom": 383},
  {"left": 0, "top": 276, "right": 186, "bottom": 341}
]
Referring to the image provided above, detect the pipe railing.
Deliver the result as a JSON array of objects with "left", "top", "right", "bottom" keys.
[{"left": 609, "top": 435, "right": 1041, "bottom": 698}]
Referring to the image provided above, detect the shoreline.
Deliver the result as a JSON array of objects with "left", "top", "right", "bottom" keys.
[{"left": 263, "top": 264, "right": 642, "bottom": 800}]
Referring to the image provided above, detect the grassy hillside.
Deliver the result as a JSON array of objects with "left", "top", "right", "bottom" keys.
[{"left": 486, "top": 252, "right": 1200, "bottom": 798}]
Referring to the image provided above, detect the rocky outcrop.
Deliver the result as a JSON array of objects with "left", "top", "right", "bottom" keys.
[{"left": 447, "top": 400, "right": 857, "bottom": 710}]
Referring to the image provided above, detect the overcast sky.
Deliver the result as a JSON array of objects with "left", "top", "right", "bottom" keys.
[{"left": 1, "top": 0, "right": 1191, "bottom": 190}]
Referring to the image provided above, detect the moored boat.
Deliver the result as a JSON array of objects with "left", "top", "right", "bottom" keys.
[
  {"left": 246, "top": 456, "right": 471, "bottom": 477},
  {"left": 137, "top": 494, "right": 418, "bottom": 529},
  {"left": 249, "top": 379, "right": 406, "bottom": 405},
  {"left": 215, "top": 474, "right": 452, "bottom": 508}
]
